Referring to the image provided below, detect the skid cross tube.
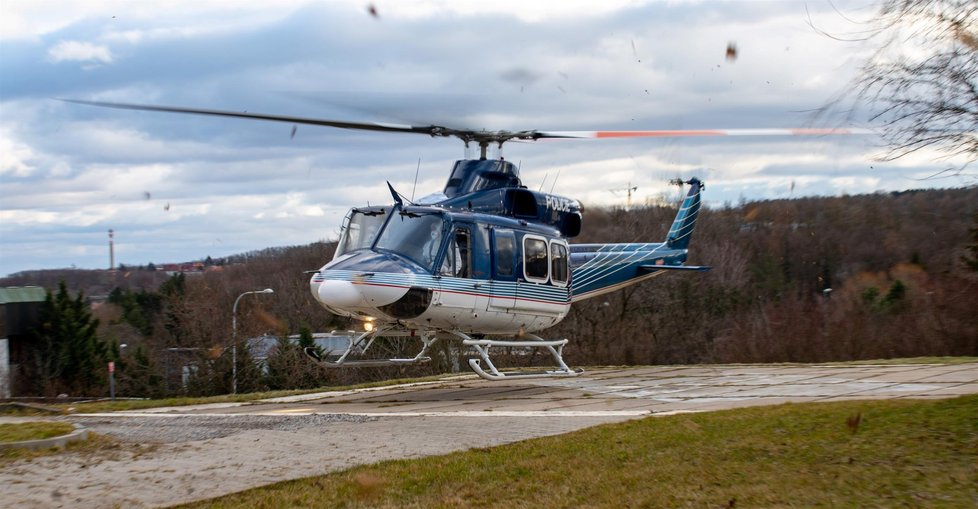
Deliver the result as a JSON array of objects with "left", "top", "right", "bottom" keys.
[
  {"left": 450, "top": 331, "right": 582, "bottom": 381},
  {"left": 305, "top": 327, "right": 438, "bottom": 368},
  {"left": 305, "top": 326, "right": 583, "bottom": 380}
]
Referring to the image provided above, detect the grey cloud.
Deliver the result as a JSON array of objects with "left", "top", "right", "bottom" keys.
[{"left": 1, "top": 1, "right": 970, "bottom": 276}]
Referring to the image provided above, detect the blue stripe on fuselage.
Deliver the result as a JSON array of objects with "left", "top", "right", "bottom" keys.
[{"left": 314, "top": 270, "right": 571, "bottom": 305}]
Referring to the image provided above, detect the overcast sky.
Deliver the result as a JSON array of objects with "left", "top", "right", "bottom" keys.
[{"left": 1, "top": 0, "right": 972, "bottom": 277}]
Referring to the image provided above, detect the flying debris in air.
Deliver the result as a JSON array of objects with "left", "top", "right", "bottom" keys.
[
  {"left": 291, "top": 125, "right": 297, "bottom": 139},
  {"left": 726, "top": 42, "right": 738, "bottom": 61},
  {"left": 143, "top": 191, "right": 151, "bottom": 200},
  {"left": 367, "top": 4, "right": 378, "bottom": 18}
]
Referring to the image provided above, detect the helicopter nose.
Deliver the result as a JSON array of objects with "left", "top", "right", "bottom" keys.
[{"left": 317, "top": 280, "right": 364, "bottom": 308}]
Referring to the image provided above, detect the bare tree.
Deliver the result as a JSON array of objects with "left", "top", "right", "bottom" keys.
[{"left": 827, "top": 0, "right": 977, "bottom": 175}]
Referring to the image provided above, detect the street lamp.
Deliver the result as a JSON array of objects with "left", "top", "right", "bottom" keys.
[{"left": 232, "top": 288, "right": 274, "bottom": 395}]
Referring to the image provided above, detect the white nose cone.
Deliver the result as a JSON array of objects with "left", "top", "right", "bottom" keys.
[{"left": 318, "top": 279, "right": 364, "bottom": 308}]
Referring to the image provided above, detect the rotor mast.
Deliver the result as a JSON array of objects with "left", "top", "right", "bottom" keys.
[{"left": 460, "top": 132, "right": 534, "bottom": 160}]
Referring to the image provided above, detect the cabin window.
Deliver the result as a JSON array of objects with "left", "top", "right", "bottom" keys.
[
  {"left": 493, "top": 230, "right": 515, "bottom": 277},
  {"left": 550, "top": 242, "right": 569, "bottom": 286},
  {"left": 523, "top": 236, "right": 549, "bottom": 282},
  {"left": 440, "top": 227, "right": 471, "bottom": 278}
]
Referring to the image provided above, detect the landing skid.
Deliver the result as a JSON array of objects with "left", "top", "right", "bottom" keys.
[
  {"left": 304, "top": 326, "right": 438, "bottom": 368},
  {"left": 304, "top": 327, "right": 582, "bottom": 381},
  {"left": 450, "top": 331, "right": 582, "bottom": 381}
]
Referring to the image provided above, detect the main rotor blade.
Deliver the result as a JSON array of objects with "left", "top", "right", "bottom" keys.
[
  {"left": 63, "top": 99, "right": 874, "bottom": 147},
  {"left": 536, "top": 128, "right": 874, "bottom": 139},
  {"left": 61, "top": 99, "right": 455, "bottom": 138}
]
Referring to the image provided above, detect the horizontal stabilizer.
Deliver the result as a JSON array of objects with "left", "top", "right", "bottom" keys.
[{"left": 639, "top": 264, "right": 711, "bottom": 273}]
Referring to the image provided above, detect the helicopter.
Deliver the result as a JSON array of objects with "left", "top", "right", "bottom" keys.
[{"left": 66, "top": 99, "right": 868, "bottom": 380}]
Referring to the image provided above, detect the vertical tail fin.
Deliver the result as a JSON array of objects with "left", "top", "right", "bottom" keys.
[{"left": 665, "top": 178, "right": 703, "bottom": 250}]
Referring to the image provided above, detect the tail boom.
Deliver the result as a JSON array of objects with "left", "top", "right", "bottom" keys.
[{"left": 569, "top": 178, "right": 707, "bottom": 302}]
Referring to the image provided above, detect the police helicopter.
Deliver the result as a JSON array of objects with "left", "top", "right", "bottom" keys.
[{"left": 67, "top": 99, "right": 867, "bottom": 380}]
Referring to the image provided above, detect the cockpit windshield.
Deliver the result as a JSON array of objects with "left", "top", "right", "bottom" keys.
[
  {"left": 375, "top": 210, "right": 446, "bottom": 271},
  {"left": 334, "top": 208, "right": 387, "bottom": 260}
]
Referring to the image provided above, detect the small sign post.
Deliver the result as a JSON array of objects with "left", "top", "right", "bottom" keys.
[{"left": 108, "top": 361, "right": 116, "bottom": 400}]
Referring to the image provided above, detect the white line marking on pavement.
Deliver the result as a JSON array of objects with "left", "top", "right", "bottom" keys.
[{"left": 76, "top": 410, "right": 652, "bottom": 418}]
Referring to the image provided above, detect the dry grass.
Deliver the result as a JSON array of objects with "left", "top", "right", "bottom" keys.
[
  {"left": 0, "top": 431, "right": 124, "bottom": 464},
  {"left": 175, "top": 394, "right": 978, "bottom": 508},
  {"left": 0, "top": 421, "right": 74, "bottom": 443}
]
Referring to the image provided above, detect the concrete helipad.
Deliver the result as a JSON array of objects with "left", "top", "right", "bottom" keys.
[
  {"left": 3, "top": 362, "right": 976, "bottom": 509},
  {"left": 98, "top": 361, "right": 978, "bottom": 418}
]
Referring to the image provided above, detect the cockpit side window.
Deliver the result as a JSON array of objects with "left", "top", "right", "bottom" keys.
[
  {"left": 493, "top": 230, "right": 516, "bottom": 278},
  {"left": 375, "top": 212, "right": 445, "bottom": 271}
]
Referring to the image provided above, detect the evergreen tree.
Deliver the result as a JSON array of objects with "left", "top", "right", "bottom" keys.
[
  {"left": 264, "top": 331, "right": 323, "bottom": 390},
  {"left": 160, "top": 272, "right": 186, "bottom": 297},
  {"left": 28, "top": 281, "right": 108, "bottom": 396},
  {"left": 118, "top": 344, "right": 165, "bottom": 398},
  {"left": 297, "top": 326, "right": 324, "bottom": 358},
  {"left": 107, "top": 287, "right": 164, "bottom": 337}
]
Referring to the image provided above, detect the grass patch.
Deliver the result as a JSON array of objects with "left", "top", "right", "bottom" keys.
[
  {"left": 0, "top": 421, "right": 74, "bottom": 443},
  {"left": 0, "top": 432, "right": 122, "bottom": 464},
  {"left": 0, "top": 403, "right": 63, "bottom": 416},
  {"left": 175, "top": 395, "right": 978, "bottom": 508},
  {"left": 63, "top": 375, "right": 454, "bottom": 414}
]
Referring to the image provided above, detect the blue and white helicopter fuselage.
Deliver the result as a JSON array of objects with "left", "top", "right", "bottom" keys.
[
  {"left": 307, "top": 159, "right": 707, "bottom": 380},
  {"left": 312, "top": 208, "right": 573, "bottom": 334}
]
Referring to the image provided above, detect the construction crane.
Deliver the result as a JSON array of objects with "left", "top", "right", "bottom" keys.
[{"left": 610, "top": 182, "right": 638, "bottom": 211}]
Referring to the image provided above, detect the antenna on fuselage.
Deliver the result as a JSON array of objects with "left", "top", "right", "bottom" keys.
[
  {"left": 411, "top": 157, "right": 421, "bottom": 201},
  {"left": 550, "top": 169, "right": 561, "bottom": 194}
]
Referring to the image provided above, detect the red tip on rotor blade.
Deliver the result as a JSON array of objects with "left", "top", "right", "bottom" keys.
[{"left": 594, "top": 130, "right": 725, "bottom": 138}]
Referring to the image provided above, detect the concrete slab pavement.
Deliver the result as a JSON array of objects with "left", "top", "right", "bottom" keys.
[{"left": 2, "top": 361, "right": 975, "bottom": 508}]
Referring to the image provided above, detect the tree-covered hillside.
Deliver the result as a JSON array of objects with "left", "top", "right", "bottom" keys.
[{"left": 6, "top": 186, "right": 977, "bottom": 397}]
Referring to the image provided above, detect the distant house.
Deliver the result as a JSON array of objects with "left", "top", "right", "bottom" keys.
[
  {"left": 0, "top": 286, "right": 47, "bottom": 398},
  {"left": 248, "top": 331, "right": 357, "bottom": 373}
]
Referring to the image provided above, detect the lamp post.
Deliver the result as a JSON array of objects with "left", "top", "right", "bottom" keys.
[
  {"left": 232, "top": 288, "right": 274, "bottom": 395},
  {"left": 109, "top": 343, "right": 127, "bottom": 401}
]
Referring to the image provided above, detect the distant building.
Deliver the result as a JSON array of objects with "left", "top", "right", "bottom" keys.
[
  {"left": 0, "top": 286, "right": 47, "bottom": 398},
  {"left": 248, "top": 331, "right": 357, "bottom": 372}
]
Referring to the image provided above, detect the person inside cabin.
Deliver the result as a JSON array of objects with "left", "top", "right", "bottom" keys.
[
  {"left": 423, "top": 222, "right": 442, "bottom": 266},
  {"left": 455, "top": 229, "right": 470, "bottom": 278},
  {"left": 440, "top": 228, "right": 471, "bottom": 278}
]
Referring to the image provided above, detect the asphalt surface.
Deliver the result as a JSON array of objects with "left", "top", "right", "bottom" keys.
[{"left": 3, "top": 362, "right": 976, "bottom": 508}]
